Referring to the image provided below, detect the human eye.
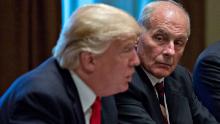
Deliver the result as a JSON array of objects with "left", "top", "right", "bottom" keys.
[
  {"left": 154, "top": 35, "right": 164, "bottom": 41},
  {"left": 152, "top": 32, "right": 168, "bottom": 43},
  {"left": 174, "top": 38, "right": 187, "bottom": 47},
  {"left": 123, "top": 44, "right": 136, "bottom": 53}
]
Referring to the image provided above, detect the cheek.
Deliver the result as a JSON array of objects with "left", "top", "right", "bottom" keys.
[
  {"left": 108, "top": 58, "right": 126, "bottom": 73},
  {"left": 140, "top": 46, "right": 161, "bottom": 63},
  {"left": 174, "top": 52, "right": 183, "bottom": 63},
  {"left": 114, "top": 60, "right": 128, "bottom": 73}
]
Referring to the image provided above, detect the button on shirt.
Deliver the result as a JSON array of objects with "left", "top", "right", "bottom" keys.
[{"left": 70, "top": 71, "right": 96, "bottom": 124}]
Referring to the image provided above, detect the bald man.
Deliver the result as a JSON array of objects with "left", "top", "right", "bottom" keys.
[{"left": 115, "top": 1, "right": 218, "bottom": 124}]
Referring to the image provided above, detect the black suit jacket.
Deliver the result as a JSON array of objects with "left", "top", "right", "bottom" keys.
[
  {"left": 193, "top": 41, "right": 220, "bottom": 122},
  {"left": 0, "top": 57, "right": 117, "bottom": 124},
  {"left": 115, "top": 65, "right": 218, "bottom": 124}
]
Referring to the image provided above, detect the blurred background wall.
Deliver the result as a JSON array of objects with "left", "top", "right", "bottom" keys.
[
  {"left": 205, "top": 0, "right": 220, "bottom": 46},
  {"left": 0, "top": 0, "right": 61, "bottom": 95},
  {"left": 0, "top": 0, "right": 219, "bottom": 96}
]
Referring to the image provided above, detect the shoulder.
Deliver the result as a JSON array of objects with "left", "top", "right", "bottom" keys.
[
  {"left": 1, "top": 57, "right": 72, "bottom": 106},
  {"left": 196, "top": 41, "right": 220, "bottom": 64},
  {"left": 169, "top": 65, "right": 192, "bottom": 80},
  {"left": 165, "top": 65, "right": 192, "bottom": 93},
  {"left": 16, "top": 58, "right": 63, "bottom": 93},
  {"left": 193, "top": 41, "right": 220, "bottom": 81},
  {"left": 0, "top": 58, "right": 82, "bottom": 124}
]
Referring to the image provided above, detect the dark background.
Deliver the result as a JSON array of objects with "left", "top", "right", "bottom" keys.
[{"left": 0, "top": 0, "right": 205, "bottom": 95}]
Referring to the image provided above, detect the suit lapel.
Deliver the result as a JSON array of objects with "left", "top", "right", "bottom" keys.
[
  {"left": 56, "top": 60, "right": 118, "bottom": 124},
  {"left": 165, "top": 76, "right": 193, "bottom": 124},
  {"left": 55, "top": 60, "right": 85, "bottom": 124},
  {"left": 135, "top": 66, "right": 165, "bottom": 124},
  {"left": 101, "top": 96, "right": 118, "bottom": 124}
]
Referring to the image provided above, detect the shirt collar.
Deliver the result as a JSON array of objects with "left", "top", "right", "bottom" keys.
[
  {"left": 70, "top": 70, "right": 96, "bottom": 113},
  {"left": 141, "top": 66, "right": 164, "bottom": 87}
]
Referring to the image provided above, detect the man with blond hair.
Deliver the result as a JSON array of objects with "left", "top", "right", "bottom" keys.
[{"left": 0, "top": 4, "right": 141, "bottom": 124}]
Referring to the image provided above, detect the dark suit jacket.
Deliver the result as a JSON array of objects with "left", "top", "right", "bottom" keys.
[
  {"left": 193, "top": 41, "right": 220, "bottom": 122},
  {"left": 115, "top": 65, "right": 218, "bottom": 124},
  {"left": 0, "top": 57, "right": 117, "bottom": 124}
]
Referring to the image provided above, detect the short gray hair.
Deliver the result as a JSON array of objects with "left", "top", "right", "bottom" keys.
[
  {"left": 138, "top": 0, "right": 190, "bottom": 36},
  {"left": 53, "top": 4, "right": 141, "bottom": 70}
]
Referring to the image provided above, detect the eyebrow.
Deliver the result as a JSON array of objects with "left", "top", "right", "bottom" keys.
[
  {"left": 154, "top": 29, "right": 168, "bottom": 36},
  {"left": 153, "top": 28, "right": 188, "bottom": 39},
  {"left": 151, "top": 28, "right": 167, "bottom": 34}
]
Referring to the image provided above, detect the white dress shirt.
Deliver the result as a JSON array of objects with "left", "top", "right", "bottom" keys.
[{"left": 70, "top": 71, "right": 96, "bottom": 124}]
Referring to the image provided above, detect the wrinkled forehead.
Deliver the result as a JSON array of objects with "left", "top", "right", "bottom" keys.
[
  {"left": 111, "top": 32, "right": 139, "bottom": 46},
  {"left": 148, "top": 5, "right": 190, "bottom": 37}
]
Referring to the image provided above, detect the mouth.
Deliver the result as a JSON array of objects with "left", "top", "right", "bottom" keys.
[
  {"left": 157, "top": 62, "right": 172, "bottom": 69},
  {"left": 125, "top": 69, "right": 135, "bottom": 82},
  {"left": 126, "top": 75, "right": 133, "bottom": 82}
]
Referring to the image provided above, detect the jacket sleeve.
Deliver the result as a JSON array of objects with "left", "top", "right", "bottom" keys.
[
  {"left": 0, "top": 90, "right": 64, "bottom": 124},
  {"left": 193, "top": 55, "right": 220, "bottom": 122},
  {"left": 179, "top": 66, "right": 219, "bottom": 124}
]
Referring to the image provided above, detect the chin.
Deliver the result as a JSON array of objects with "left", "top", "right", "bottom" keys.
[
  {"left": 153, "top": 71, "right": 171, "bottom": 78},
  {"left": 119, "top": 84, "right": 129, "bottom": 93},
  {"left": 121, "top": 87, "right": 128, "bottom": 93},
  {"left": 104, "top": 86, "right": 128, "bottom": 96}
]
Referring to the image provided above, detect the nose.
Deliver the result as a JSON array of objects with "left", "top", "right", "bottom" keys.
[
  {"left": 164, "top": 41, "right": 175, "bottom": 56},
  {"left": 130, "top": 49, "right": 140, "bottom": 66}
]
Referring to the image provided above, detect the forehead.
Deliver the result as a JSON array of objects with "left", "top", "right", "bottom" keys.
[
  {"left": 113, "top": 33, "right": 139, "bottom": 45},
  {"left": 112, "top": 38, "right": 137, "bottom": 50},
  {"left": 148, "top": 4, "right": 189, "bottom": 37}
]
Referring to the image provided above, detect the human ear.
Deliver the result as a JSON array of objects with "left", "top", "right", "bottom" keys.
[{"left": 79, "top": 51, "right": 96, "bottom": 73}]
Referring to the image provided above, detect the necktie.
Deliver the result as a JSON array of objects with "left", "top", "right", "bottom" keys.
[
  {"left": 155, "top": 82, "right": 168, "bottom": 124},
  {"left": 90, "top": 97, "right": 101, "bottom": 124}
]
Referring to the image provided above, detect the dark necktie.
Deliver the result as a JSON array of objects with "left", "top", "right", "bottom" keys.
[
  {"left": 90, "top": 97, "right": 101, "bottom": 124},
  {"left": 155, "top": 82, "right": 168, "bottom": 124}
]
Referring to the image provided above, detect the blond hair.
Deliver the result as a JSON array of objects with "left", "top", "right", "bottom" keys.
[{"left": 53, "top": 4, "right": 141, "bottom": 70}]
